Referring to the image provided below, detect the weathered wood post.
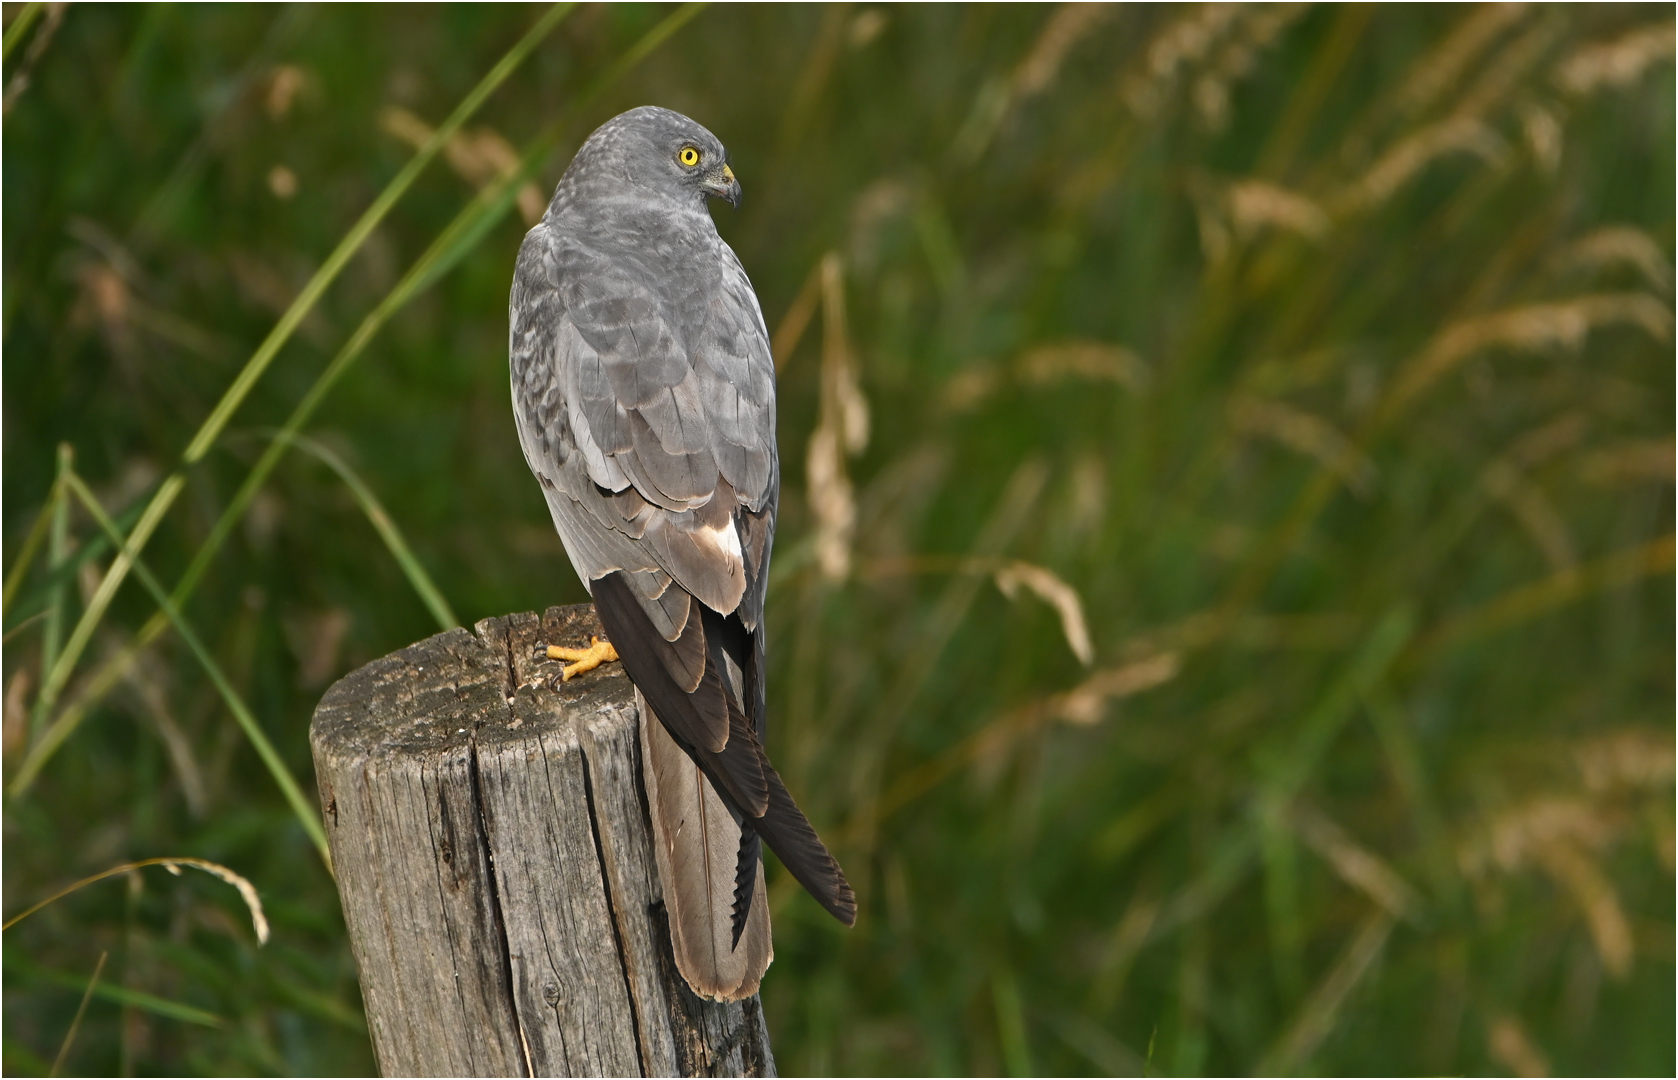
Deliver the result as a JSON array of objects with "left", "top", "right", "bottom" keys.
[{"left": 310, "top": 604, "right": 775, "bottom": 1077}]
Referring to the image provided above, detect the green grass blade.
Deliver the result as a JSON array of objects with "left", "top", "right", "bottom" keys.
[
  {"left": 1, "top": 2, "right": 44, "bottom": 63},
  {"left": 1256, "top": 608, "right": 1415, "bottom": 803},
  {"left": 4, "top": 493, "right": 151, "bottom": 633},
  {"left": 6, "top": 955, "right": 227, "bottom": 1029},
  {"left": 992, "top": 966, "right": 1036, "bottom": 1077},
  {"left": 71, "top": 973, "right": 225, "bottom": 1029},
  {"left": 29, "top": 2, "right": 574, "bottom": 748},
  {"left": 56, "top": 474, "right": 331, "bottom": 869},
  {"left": 39, "top": 444, "right": 72, "bottom": 730},
  {"left": 275, "top": 431, "right": 460, "bottom": 632},
  {"left": 173, "top": 1, "right": 574, "bottom": 471},
  {"left": 1, "top": 478, "right": 56, "bottom": 617}
]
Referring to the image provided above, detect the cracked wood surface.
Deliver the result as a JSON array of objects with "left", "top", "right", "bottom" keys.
[{"left": 311, "top": 605, "right": 775, "bottom": 1078}]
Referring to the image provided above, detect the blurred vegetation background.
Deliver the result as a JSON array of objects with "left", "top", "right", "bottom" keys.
[{"left": 3, "top": 3, "right": 1673, "bottom": 1075}]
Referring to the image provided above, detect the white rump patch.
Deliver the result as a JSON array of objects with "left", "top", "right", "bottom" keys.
[{"left": 698, "top": 520, "right": 743, "bottom": 566}]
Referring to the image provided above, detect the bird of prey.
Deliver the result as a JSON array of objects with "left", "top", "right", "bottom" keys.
[{"left": 509, "top": 106, "right": 856, "bottom": 1001}]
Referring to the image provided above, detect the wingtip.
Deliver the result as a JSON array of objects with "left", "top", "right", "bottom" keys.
[{"left": 832, "top": 884, "right": 858, "bottom": 927}]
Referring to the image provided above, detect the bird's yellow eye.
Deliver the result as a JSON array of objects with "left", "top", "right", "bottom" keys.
[{"left": 679, "top": 146, "right": 701, "bottom": 167}]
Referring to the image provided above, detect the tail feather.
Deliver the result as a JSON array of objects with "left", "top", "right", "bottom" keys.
[
  {"left": 731, "top": 827, "right": 761, "bottom": 949},
  {"left": 597, "top": 568, "right": 852, "bottom": 1002},
  {"left": 639, "top": 688, "right": 772, "bottom": 1002}
]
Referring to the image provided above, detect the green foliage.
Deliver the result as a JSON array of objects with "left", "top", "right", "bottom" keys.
[{"left": 4, "top": 5, "right": 1673, "bottom": 1075}]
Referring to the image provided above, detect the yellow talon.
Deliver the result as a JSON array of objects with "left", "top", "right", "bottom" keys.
[{"left": 546, "top": 636, "right": 619, "bottom": 681}]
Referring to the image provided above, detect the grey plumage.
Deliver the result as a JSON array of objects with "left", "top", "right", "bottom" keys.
[{"left": 510, "top": 107, "right": 855, "bottom": 1002}]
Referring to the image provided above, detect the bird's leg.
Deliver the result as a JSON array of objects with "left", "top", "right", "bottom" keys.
[{"left": 546, "top": 635, "right": 619, "bottom": 681}]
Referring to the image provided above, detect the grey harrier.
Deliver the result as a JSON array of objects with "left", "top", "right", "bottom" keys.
[{"left": 510, "top": 106, "right": 855, "bottom": 1002}]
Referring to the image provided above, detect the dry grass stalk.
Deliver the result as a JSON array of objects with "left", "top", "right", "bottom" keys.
[
  {"left": 1487, "top": 1015, "right": 1552, "bottom": 1078},
  {"left": 4, "top": 857, "right": 269, "bottom": 946},
  {"left": 822, "top": 255, "right": 870, "bottom": 457},
  {"left": 1415, "top": 536, "right": 1674, "bottom": 660},
  {"left": 1012, "top": 3, "right": 1113, "bottom": 101},
  {"left": 1090, "top": 890, "right": 1161, "bottom": 1008},
  {"left": 1537, "top": 841, "right": 1634, "bottom": 978},
  {"left": 1506, "top": 412, "right": 1590, "bottom": 469},
  {"left": 806, "top": 253, "right": 869, "bottom": 580},
  {"left": 381, "top": 106, "right": 545, "bottom": 225},
  {"left": 2, "top": 2, "right": 66, "bottom": 117},
  {"left": 161, "top": 859, "right": 272, "bottom": 946},
  {"left": 3, "top": 665, "right": 31, "bottom": 757},
  {"left": 1520, "top": 102, "right": 1563, "bottom": 173},
  {"left": 1231, "top": 398, "right": 1376, "bottom": 497},
  {"left": 123, "top": 652, "right": 210, "bottom": 819},
  {"left": 855, "top": 648, "right": 1180, "bottom": 844},
  {"left": 1554, "top": 20, "right": 1677, "bottom": 96},
  {"left": 1572, "top": 729, "right": 1677, "bottom": 794},
  {"left": 1227, "top": 180, "right": 1329, "bottom": 240},
  {"left": 941, "top": 341, "right": 1147, "bottom": 414},
  {"left": 993, "top": 561, "right": 1094, "bottom": 666},
  {"left": 1338, "top": 115, "right": 1507, "bottom": 213},
  {"left": 1335, "top": 9, "right": 1555, "bottom": 203},
  {"left": 1292, "top": 803, "right": 1426, "bottom": 922},
  {"left": 770, "top": 257, "right": 823, "bottom": 369},
  {"left": 806, "top": 426, "right": 855, "bottom": 580},
  {"left": 1017, "top": 340, "right": 1149, "bottom": 391},
  {"left": 1481, "top": 460, "right": 1577, "bottom": 572},
  {"left": 1578, "top": 438, "right": 1676, "bottom": 486},
  {"left": 1449, "top": 16, "right": 1559, "bottom": 126},
  {"left": 1196, "top": 176, "right": 1330, "bottom": 263},
  {"left": 1387, "top": 293, "right": 1673, "bottom": 414},
  {"left": 1191, "top": 3, "right": 1309, "bottom": 130},
  {"left": 1455, "top": 787, "right": 1640, "bottom": 977},
  {"left": 1125, "top": 3, "right": 1244, "bottom": 119},
  {"left": 847, "top": 9, "right": 887, "bottom": 49},
  {"left": 1257, "top": 909, "right": 1396, "bottom": 1076},
  {"left": 1558, "top": 225, "right": 1673, "bottom": 291},
  {"left": 264, "top": 65, "right": 307, "bottom": 119},
  {"left": 1459, "top": 796, "right": 1620, "bottom": 878},
  {"left": 49, "top": 949, "right": 108, "bottom": 1077},
  {"left": 1396, "top": 3, "right": 1531, "bottom": 119},
  {"left": 1051, "top": 652, "right": 1181, "bottom": 726},
  {"left": 850, "top": 552, "right": 1095, "bottom": 665},
  {"left": 936, "top": 365, "right": 1000, "bottom": 414}
]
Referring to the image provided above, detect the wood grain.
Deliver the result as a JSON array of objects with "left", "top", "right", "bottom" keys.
[{"left": 311, "top": 605, "right": 775, "bottom": 1077}]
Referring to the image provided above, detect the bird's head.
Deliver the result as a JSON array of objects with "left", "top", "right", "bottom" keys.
[{"left": 571, "top": 106, "right": 742, "bottom": 213}]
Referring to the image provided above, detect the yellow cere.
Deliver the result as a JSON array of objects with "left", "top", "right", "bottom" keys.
[{"left": 680, "top": 146, "right": 700, "bottom": 167}]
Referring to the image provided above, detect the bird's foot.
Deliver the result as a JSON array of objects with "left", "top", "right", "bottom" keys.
[{"left": 546, "top": 636, "right": 619, "bottom": 681}]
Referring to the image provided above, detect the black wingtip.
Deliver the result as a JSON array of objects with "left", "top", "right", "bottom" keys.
[
  {"left": 834, "top": 882, "right": 859, "bottom": 927},
  {"left": 755, "top": 760, "right": 858, "bottom": 929}
]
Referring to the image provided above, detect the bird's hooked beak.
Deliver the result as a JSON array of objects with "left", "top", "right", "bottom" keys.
[{"left": 701, "top": 163, "right": 741, "bottom": 209}]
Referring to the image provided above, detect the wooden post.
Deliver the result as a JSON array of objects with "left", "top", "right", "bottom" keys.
[{"left": 310, "top": 604, "right": 776, "bottom": 1078}]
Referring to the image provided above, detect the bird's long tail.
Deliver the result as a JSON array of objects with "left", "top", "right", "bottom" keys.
[{"left": 638, "top": 688, "right": 772, "bottom": 1002}]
